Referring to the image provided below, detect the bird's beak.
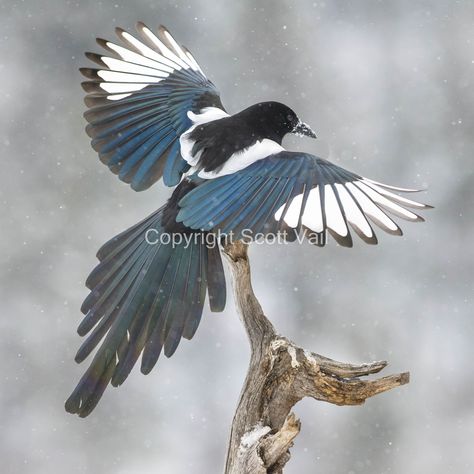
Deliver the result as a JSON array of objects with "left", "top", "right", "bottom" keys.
[{"left": 291, "top": 121, "right": 317, "bottom": 139}]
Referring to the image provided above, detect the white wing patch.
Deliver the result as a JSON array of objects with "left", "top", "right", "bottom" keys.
[
  {"left": 180, "top": 107, "right": 230, "bottom": 166},
  {"left": 302, "top": 188, "right": 323, "bottom": 232},
  {"left": 324, "top": 185, "right": 348, "bottom": 236},
  {"left": 94, "top": 25, "right": 203, "bottom": 101},
  {"left": 346, "top": 182, "right": 400, "bottom": 232},
  {"left": 100, "top": 56, "right": 172, "bottom": 75},
  {"left": 335, "top": 183, "right": 373, "bottom": 237},
  {"left": 275, "top": 193, "right": 304, "bottom": 228},
  {"left": 274, "top": 176, "right": 429, "bottom": 242}
]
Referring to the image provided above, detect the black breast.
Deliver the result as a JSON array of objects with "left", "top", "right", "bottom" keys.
[
  {"left": 161, "top": 179, "right": 198, "bottom": 233},
  {"left": 188, "top": 116, "right": 260, "bottom": 173}
]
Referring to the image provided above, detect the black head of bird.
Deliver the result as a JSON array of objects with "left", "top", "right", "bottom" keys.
[{"left": 237, "top": 101, "right": 317, "bottom": 144}]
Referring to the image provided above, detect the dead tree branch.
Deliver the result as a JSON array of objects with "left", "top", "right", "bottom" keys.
[{"left": 222, "top": 240, "right": 409, "bottom": 474}]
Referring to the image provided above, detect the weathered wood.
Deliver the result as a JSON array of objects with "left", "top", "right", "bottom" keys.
[{"left": 222, "top": 240, "right": 409, "bottom": 474}]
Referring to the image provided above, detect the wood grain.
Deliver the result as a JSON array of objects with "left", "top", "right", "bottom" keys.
[{"left": 222, "top": 241, "right": 409, "bottom": 474}]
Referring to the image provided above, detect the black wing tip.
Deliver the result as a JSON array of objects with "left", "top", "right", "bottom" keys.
[
  {"left": 81, "top": 80, "right": 99, "bottom": 93},
  {"left": 379, "top": 225, "right": 403, "bottom": 237},
  {"left": 135, "top": 22, "right": 152, "bottom": 41},
  {"left": 349, "top": 224, "right": 378, "bottom": 245},
  {"left": 181, "top": 45, "right": 192, "bottom": 55},
  {"left": 64, "top": 396, "right": 96, "bottom": 418},
  {"left": 140, "top": 356, "right": 158, "bottom": 375},
  {"left": 64, "top": 386, "right": 94, "bottom": 418},
  {"left": 74, "top": 333, "right": 97, "bottom": 363},
  {"left": 77, "top": 324, "right": 89, "bottom": 337},
  {"left": 78, "top": 301, "right": 92, "bottom": 321},
  {"left": 157, "top": 24, "right": 174, "bottom": 48},
  {"left": 136, "top": 21, "right": 148, "bottom": 31},
  {"left": 130, "top": 180, "right": 151, "bottom": 192},
  {"left": 302, "top": 228, "right": 327, "bottom": 247},
  {"left": 83, "top": 95, "right": 98, "bottom": 108},
  {"left": 74, "top": 351, "right": 86, "bottom": 364},
  {"left": 328, "top": 228, "right": 353, "bottom": 248},
  {"left": 84, "top": 52, "right": 107, "bottom": 68},
  {"left": 79, "top": 67, "right": 99, "bottom": 80},
  {"left": 86, "top": 124, "right": 99, "bottom": 139},
  {"left": 140, "top": 365, "right": 152, "bottom": 375},
  {"left": 110, "top": 364, "right": 130, "bottom": 387},
  {"left": 163, "top": 339, "right": 180, "bottom": 358},
  {"left": 65, "top": 360, "right": 116, "bottom": 417},
  {"left": 64, "top": 395, "right": 80, "bottom": 415},
  {"left": 96, "top": 37, "right": 109, "bottom": 49},
  {"left": 209, "top": 297, "right": 226, "bottom": 313}
]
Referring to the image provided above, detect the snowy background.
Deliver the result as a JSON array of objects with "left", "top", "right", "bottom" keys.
[{"left": 1, "top": 0, "right": 473, "bottom": 473}]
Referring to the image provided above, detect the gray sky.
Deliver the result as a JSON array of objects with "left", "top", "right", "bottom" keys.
[{"left": 1, "top": 1, "right": 473, "bottom": 473}]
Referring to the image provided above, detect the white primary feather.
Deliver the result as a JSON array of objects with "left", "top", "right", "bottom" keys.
[
  {"left": 117, "top": 30, "right": 183, "bottom": 69},
  {"left": 301, "top": 188, "right": 324, "bottom": 232},
  {"left": 276, "top": 187, "right": 326, "bottom": 233},
  {"left": 104, "top": 41, "right": 170, "bottom": 71},
  {"left": 185, "top": 51, "right": 203, "bottom": 74},
  {"left": 274, "top": 179, "right": 401, "bottom": 237},
  {"left": 364, "top": 177, "right": 421, "bottom": 193},
  {"left": 100, "top": 56, "right": 172, "bottom": 75},
  {"left": 354, "top": 181, "right": 420, "bottom": 221},
  {"left": 346, "top": 182, "right": 399, "bottom": 232},
  {"left": 99, "top": 82, "right": 156, "bottom": 94},
  {"left": 273, "top": 204, "right": 284, "bottom": 222},
  {"left": 106, "top": 93, "right": 133, "bottom": 101},
  {"left": 360, "top": 179, "right": 428, "bottom": 209},
  {"left": 137, "top": 25, "right": 190, "bottom": 69},
  {"left": 100, "top": 41, "right": 172, "bottom": 100},
  {"left": 275, "top": 193, "right": 305, "bottom": 228},
  {"left": 97, "top": 70, "right": 166, "bottom": 83},
  {"left": 324, "top": 185, "right": 348, "bottom": 236},
  {"left": 97, "top": 25, "right": 207, "bottom": 101},
  {"left": 273, "top": 173, "right": 427, "bottom": 241},
  {"left": 161, "top": 29, "right": 196, "bottom": 69},
  {"left": 335, "top": 184, "right": 373, "bottom": 237}
]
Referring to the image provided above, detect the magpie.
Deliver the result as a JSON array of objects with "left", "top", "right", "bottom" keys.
[{"left": 66, "top": 23, "right": 431, "bottom": 417}]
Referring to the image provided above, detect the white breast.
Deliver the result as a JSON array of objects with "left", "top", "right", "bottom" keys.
[{"left": 196, "top": 139, "right": 284, "bottom": 179}]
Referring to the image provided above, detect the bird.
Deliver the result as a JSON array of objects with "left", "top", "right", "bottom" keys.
[{"left": 65, "top": 22, "right": 431, "bottom": 417}]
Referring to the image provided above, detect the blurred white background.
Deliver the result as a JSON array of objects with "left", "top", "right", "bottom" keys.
[{"left": 1, "top": 0, "right": 473, "bottom": 472}]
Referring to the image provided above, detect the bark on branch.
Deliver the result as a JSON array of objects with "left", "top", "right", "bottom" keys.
[{"left": 222, "top": 240, "right": 409, "bottom": 474}]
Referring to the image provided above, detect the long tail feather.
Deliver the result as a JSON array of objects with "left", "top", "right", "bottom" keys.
[{"left": 66, "top": 209, "right": 226, "bottom": 417}]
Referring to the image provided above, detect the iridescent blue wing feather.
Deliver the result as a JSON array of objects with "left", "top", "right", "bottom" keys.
[
  {"left": 178, "top": 152, "right": 432, "bottom": 247},
  {"left": 81, "top": 23, "right": 225, "bottom": 190}
]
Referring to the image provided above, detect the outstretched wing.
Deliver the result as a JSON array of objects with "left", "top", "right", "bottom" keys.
[
  {"left": 177, "top": 152, "right": 432, "bottom": 247},
  {"left": 81, "top": 23, "right": 225, "bottom": 190}
]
